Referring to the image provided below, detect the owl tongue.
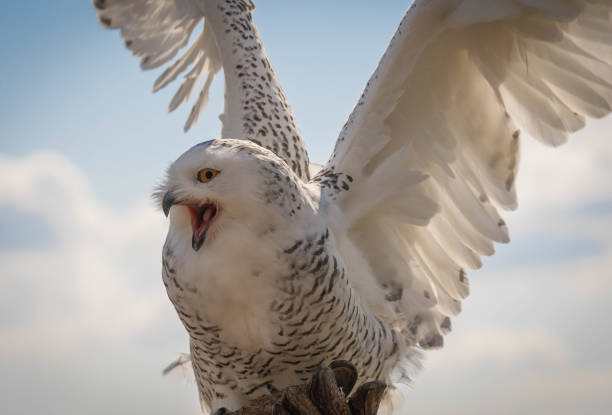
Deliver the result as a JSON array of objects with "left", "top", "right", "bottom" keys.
[
  {"left": 189, "top": 203, "right": 217, "bottom": 251},
  {"left": 202, "top": 206, "right": 214, "bottom": 224}
]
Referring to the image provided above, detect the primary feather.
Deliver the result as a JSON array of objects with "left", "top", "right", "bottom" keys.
[
  {"left": 94, "top": 0, "right": 311, "bottom": 180},
  {"left": 320, "top": 0, "right": 612, "bottom": 353},
  {"left": 96, "top": 0, "right": 612, "bottom": 413}
]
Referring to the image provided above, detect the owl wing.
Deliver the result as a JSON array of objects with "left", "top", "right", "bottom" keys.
[
  {"left": 94, "top": 0, "right": 311, "bottom": 180},
  {"left": 317, "top": 0, "right": 612, "bottom": 350}
]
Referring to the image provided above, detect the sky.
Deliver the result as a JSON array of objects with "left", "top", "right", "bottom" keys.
[{"left": 1, "top": 1, "right": 611, "bottom": 414}]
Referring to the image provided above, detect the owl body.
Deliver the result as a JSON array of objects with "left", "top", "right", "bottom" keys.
[
  {"left": 160, "top": 141, "right": 397, "bottom": 412},
  {"left": 97, "top": 0, "right": 612, "bottom": 413}
]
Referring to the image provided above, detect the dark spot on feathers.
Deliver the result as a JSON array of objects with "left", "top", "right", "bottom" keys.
[
  {"left": 459, "top": 269, "right": 466, "bottom": 283},
  {"left": 505, "top": 172, "right": 515, "bottom": 191},
  {"left": 420, "top": 334, "right": 443, "bottom": 349},
  {"left": 284, "top": 240, "right": 303, "bottom": 254},
  {"left": 512, "top": 130, "right": 520, "bottom": 140},
  {"left": 423, "top": 290, "right": 431, "bottom": 300},
  {"left": 440, "top": 317, "right": 451, "bottom": 331},
  {"left": 94, "top": 0, "right": 106, "bottom": 10},
  {"left": 125, "top": 40, "right": 132, "bottom": 47},
  {"left": 100, "top": 16, "right": 112, "bottom": 27},
  {"left": 384, "top": 282, "right": 403, "bottom": 302},
  {"left": 498, "top": 219, "right": 506, "bottom": 227}
]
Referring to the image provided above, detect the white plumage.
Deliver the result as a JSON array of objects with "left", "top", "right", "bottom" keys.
[{"left": 96, "top": 0, "right": 612, "bottom": 413}]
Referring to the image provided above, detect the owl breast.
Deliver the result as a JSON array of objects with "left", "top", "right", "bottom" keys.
[{"left": 161, "top": 221, "right": 397, "bottom": 412}]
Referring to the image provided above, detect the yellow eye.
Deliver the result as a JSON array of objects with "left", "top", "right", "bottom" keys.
[{"left": 197, "top": 168, "right": 220, "bottom": 183}]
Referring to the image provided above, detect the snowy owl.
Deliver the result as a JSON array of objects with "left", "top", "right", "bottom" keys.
[{"left": 95, "top": 0, "right": 612, "bottom": 413}]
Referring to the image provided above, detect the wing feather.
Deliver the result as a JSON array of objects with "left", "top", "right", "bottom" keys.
[
  {"left": 318, "top": 0, "right": 612, "bottom": 359},
  {"left": 95, "top": 0, "right": 311, "bottom": 180},
  {"left": 95, "top": 0, "right": 219, "bottom": 132}
]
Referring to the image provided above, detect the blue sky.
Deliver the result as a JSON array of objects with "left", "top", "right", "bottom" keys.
[
  {"left": 1, "top": 1, "right": 409, "bottom": 208},
  {"left": 1, "top": 2, "right": 612, "bottom": 415}
]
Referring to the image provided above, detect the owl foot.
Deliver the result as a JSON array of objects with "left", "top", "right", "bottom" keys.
[
  {"left": 226, "top": 360, "right": 387, "bottom": 415},
  {"left": 329, "top": 360, "right": 359, "bottom": 397},
  {"left": 347, "top": 380, "right": 387, "bottom": 415}
]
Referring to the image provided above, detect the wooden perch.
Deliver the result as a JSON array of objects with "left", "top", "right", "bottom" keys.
[{"left": 227, "top": 361, "right": 387, "bottom": 415}]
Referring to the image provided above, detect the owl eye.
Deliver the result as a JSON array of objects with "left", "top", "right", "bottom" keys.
[{"left": 197, "top": 168, "right": 220, "bottom": 183}]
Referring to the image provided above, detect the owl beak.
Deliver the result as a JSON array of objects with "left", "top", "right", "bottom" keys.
[
  {"left": 162, "top": 190, "right": 218, "bottom": 251},
  {"left": 162, "top": 191, "right": 180, "bottom": 217}
]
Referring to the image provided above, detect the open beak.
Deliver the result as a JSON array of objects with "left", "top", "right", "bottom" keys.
[
  {"left": 162, "top": 191, "right": 219, "bottom": 252},
  {"left": 187, "top": 203, "right": 218, "bottom": 251}
]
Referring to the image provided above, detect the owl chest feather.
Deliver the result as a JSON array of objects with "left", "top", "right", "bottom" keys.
[
  {"left": 163, "top": 221, "right": 290, "bottom": 350},
  {"left": 162, "top": 224, "right": 397, "bottom": 411}
]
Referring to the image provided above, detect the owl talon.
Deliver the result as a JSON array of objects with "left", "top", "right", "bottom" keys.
[
  {"left": 271, "top": 402, "right": 292, "bottom": 415},
  {"left": 329, "top": 360, "right": 358, "bottom": 397},
  {"left": 308, "top": 366, "right": 349, "bottom": 414},
  {"left": 224, "top": 362, "right": 385, "bottom": 415},
  {"left": 347, "top": 381, "right": 387, "bottom": 415},
  {"left": 282, "top": 385, "right": 321, "bottom": 414}
]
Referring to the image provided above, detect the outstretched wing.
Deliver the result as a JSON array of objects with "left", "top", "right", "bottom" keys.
[
  {"left": 94, "top": 0, "right": 221, "bottom": 131},
  {"left": 318, "top": 0, "right": 612, "bottom": 351},
  {"left": 94, "top": 0, "right": 311, "bottom": 180}
]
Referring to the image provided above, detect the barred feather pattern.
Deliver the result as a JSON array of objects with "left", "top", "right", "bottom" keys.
[{"left": 162, "top": 225, "right": 399, "bottom": 411}]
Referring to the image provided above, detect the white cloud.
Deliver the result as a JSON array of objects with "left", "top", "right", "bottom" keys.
[
  {"left": 515, "top": 121, "right": 612, "bottom": 211},
  {"left": 425, "top": 328, "right": 569, "bottom": 375},
  {"left": 503, "top": 367, "right": 612, "bottom": 404},
  {"left": 0, "top": 152, "right": 169, "bottom": 358},
  {"left": 0, "top": 152, "right": 203, "bottom": 415}
]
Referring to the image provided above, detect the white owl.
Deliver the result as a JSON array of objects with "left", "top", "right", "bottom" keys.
[{"left": 95, "top": 0, "right": 612, "bottom": 413}]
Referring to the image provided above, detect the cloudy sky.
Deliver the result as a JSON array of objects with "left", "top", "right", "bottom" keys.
[{"left": 1, "top": 1, "right": 611, "bottom": 414}]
